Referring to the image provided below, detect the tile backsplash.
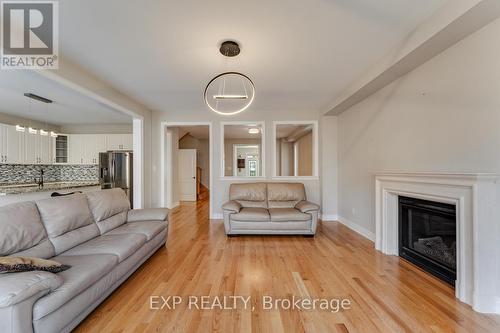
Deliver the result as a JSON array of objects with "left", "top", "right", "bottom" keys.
[{"left": 0, "top": 164, "right": 99, "bottom": 185}]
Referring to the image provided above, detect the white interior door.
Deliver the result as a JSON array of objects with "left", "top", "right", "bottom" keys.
[{"left": 178, "top": 149, "right": 197, "bottom": 201}]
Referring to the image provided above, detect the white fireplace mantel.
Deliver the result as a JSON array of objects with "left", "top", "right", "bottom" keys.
[{"left": 375, "top": 172, "right": 500, "bottom": 314}]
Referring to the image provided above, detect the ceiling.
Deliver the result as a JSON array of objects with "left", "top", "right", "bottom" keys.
[
  {"left": 57, "top": 0, "right": 448, "bottom": 114},
  {"left": 224, "top": 124, "right": 263, "bottom": 139},
  {"left": 177, "top": 126, "right": 210, "bottom": 140},
  {"left": 0, "top": 71, "right": 132, "bottom": 125},
  {"left": 276, "top": 124, "right": 311, "bottom": 139}
]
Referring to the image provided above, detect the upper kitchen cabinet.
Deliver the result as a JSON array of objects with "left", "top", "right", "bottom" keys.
[
  {"left": 53, "top": 134, "right": 69, "bottom": 164},
  {"left": 68, "top": 134, "right": 130, "bottom": 165},
  {"left": 0, "top": 124, "right": 26, "bottom": 164},
  {"left": 0, "top": 124, "right": 133, "bottom": 165},
  {"left": 106, "top": 134, "right": 132, "bottom": 151},
  {"left": 24, "top": 130, "right": 54, "bottom": 165},
  {"left": 68, "top": 134, "right": 85, "bottom": 164}
]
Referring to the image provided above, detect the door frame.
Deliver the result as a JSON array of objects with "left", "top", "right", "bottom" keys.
[{"left": 160, "top": 121, "right": 213, "bottom": 219}]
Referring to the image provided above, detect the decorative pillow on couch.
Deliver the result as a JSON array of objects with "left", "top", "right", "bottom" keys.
[{"left": 0, "top": 256, "right": 71, "bottom": 274}]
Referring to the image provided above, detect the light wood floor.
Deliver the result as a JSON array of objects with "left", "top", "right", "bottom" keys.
[{"left": 75, "top": 195, "right": 500, "bottom": 333}]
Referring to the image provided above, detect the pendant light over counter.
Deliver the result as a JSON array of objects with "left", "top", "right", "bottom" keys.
[
  {"left": 17, "top": 92, "right": 58, "bottom": 137},
  {"left": 204, "top": 41, "right": 255, "bottom": 116}
]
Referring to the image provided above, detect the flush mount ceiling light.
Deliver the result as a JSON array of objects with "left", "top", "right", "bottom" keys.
[
  {"left": 248, "top": 128, "right": 260, "bottom": 134},
  {"left": 204, "top": 41, "right": 255, "bottom": 116}
]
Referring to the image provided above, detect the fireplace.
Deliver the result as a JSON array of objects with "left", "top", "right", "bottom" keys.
[{"left": 399, "top": 196, "right": 456, "bottom": 285}]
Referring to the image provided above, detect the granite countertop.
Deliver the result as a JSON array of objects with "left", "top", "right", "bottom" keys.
[{"left": 0, "top": 181, "right": 101, "bottom": 195}]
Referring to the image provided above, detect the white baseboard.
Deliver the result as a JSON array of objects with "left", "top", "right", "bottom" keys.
[
  {"left": 337, "top": 215, "right": 375, "bottom": 242},
  {"left": 167, "top": 202, "right": 180, "bottom": 209},
  {"left": 320, "top": 214, "right": 338, "bottom": 221},
  {"left": 211, "top": 213, "right": 223, "bottom": 220}
]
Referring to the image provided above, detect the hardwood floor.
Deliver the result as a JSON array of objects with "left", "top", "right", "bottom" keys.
[{"left": 74, "top": 195, "right": 500, "bottom": 333}]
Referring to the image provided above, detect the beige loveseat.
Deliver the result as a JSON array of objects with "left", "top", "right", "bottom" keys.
[{"left": 222, "top": 183, "right": 320, "bottom": 235}]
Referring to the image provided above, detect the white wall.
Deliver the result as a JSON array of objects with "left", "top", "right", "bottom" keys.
[
  {"left": 165, "top": 127, "right": 179, "bottom": 207},
  {"left": 296, "top": 132, "right": 313, "bottom": 176},
  {"left": 336, "top": 16, "right": 500, "bottom": 233},
  {"left": 60, "top": 123, "right": 133, "bottom": 134},
  {"left": 320, "top": 116, "right": 338, "bottom": 218},
  {"left": 152, "top": 110, "right": 329, "bottom": 218},
  {"left": 0, "top": 112, "right": 60, "bottom": 132}
]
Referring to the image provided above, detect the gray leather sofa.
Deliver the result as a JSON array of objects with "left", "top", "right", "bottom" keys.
[
  {"left": 222, "top": 183, "right": 320, "bottom": 235},
  {"left": 0, "top": 189, "right": 169, "bottom": 333}
]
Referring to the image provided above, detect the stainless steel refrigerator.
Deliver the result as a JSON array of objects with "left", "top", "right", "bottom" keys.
[{"left": 99, "top": 151, "right": 133, "bottom": 208}]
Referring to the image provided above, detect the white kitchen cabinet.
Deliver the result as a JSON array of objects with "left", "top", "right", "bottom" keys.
[
  {"left": 68, "top": 134, "right": 107, "bottom": 165},
  {"left": 106, "top": 134, "right": 132, "bottom": 151},
  {"left": 123, "top": 134, "right": 133, "bottom": 150},
  {"left": 91, "top": 134, "right": 107, "bottom": 164},
  {"left": 69, "top": 134, "right": 84, "bottom": 164},
  {"left": 39, "top": 134, "right": 54, "bottom": 164},
  {"left": 0, "top": 124, "right": 9, "bottom": 164},
  {"left": 0, "top": 124, "right": 133, "bottom": 165},
  {"left": 6, "top": 125, "right": 25, "bottom": 164},
  {"left": 53, "top": 134, "right": 69, "bottom": 164},
  {"left": 24, "top": 130, "right": 40, "bottom": 164},
  {"left": 23, "top": 131, "right": 53, "bottom": 165},
  {"left": 0, "top": 124, "right": 8, "bottom": 164}
]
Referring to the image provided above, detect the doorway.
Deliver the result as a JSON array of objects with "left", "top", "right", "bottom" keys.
[{"left": 162, "top": 123, "right": 212, "bottom": 215}]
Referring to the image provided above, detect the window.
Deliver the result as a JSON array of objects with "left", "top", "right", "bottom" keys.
[
  {"left": 273, "top": 121, "right": 318, "bottom": 178},
  {"left": 222, "top": 122, "right": 264, "bottom": 178}
]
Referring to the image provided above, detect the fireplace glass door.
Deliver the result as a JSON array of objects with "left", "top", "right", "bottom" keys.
[{"left": 399, "top": 196, "right": 457, "bottom": 285}]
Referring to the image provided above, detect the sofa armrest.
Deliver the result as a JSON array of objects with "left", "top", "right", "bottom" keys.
[
  {"left": 127, "top": 208, "right": 169, "bottom": 222},
  {"left": 295, "top": 200, "right": 320, "bottom": 213},
  {"left": 222, "top": 200, "right": 242, "bottom": 213},
  {"left": 0, "top": 271, "right": 62, "bottom": 308}
]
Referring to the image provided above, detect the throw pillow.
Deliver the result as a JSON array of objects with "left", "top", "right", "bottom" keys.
[{"left": 0, "top": 256, "right": 71, "bottom": 274}]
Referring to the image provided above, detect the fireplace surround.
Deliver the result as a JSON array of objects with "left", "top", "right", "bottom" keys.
[{"left": 375, "top": 172, "right": 499, "bottom": 314}]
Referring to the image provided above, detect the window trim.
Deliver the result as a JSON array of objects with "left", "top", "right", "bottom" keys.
[
  {"left": 271, "top": 120, "right": 319, "bottom": 179},
  {"left": 220, "top": 121, "right": 266, "bottom": 179}
]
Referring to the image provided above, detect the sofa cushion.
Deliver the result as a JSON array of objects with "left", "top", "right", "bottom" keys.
[
  {"left": 295, "top": 200, "right": 320, "bottom": 213},
  {"left": 127, "top": 208, "right": 169, "bottom": 222},
  {"left": 222, "top": 200, "right": 242, "bottom": 213},
  {"left": 86, "top": 189, "right": 130, "bottom": 234},
  {"left": 267, "top": 183, "right": 306, "bottom": 209},
  {"left": 61, "top": 234, "right": 146, "bottom": 262},
  {"left": 0, "top": 202, "right": 54, "bottom": 258},
  {"left": 230, "top": 221, "right": 312, "bottom": 232},
  {"left": 229, "top": 183, "right": 268, "bottom": 208},
  {"left": 36, "top": 194, "right": 99, "bottom": 255},
  {"left": 231, "top": 208, "right": 270, "bottom": 222},
  {"left": 269, "top": 208, "right": 311, "bottom": 222},
  {"left": 32, "top": 254, "right": 118, "bottom": 320},
  {"left": 106, "top": 221, "right": 167, "bottom": 241}
]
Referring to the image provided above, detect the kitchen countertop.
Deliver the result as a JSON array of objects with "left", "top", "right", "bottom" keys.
[{"left": 0, "top": 181, "right": 101, "bottom": 195}]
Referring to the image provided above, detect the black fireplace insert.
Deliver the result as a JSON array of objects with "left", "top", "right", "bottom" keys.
[{"left": 399, "top": 196, "right": 456, "bottom": 286}]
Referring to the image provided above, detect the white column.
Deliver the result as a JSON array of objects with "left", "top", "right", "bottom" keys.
[{"left": 133, "top": 118, "right": 144, "bottom": 209}]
